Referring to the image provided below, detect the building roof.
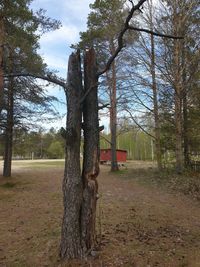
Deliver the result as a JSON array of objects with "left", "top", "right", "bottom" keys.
[{"left": 100, "top": 148, "right": 127, "bottom": 153}]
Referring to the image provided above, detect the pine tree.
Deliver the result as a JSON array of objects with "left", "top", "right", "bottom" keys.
[
  {"left": 78, "top": 0, "right": 134, "bottom": 171},
  {"left": 0, "top": 0, "right": 60, "bottom": 176},
  {"left": 157, "top": 0, "right": 200, "bottom": 172}
]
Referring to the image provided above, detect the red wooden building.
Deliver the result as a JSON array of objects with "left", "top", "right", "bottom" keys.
[{"left": 100, "top": 149, "right": 127, "bottom": 164}]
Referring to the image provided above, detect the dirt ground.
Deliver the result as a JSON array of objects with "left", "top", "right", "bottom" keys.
[{"left": 0, "top": 160, "right": 200, "bottom": 267}]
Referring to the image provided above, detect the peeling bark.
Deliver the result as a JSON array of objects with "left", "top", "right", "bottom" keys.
[
  {"left": 60, "top": 49, "right": 100, "bottom": 260},
  {"left": 60, "top": 51, "right": 83, "bottom": 259},
  {"left": 81, "top": 48, "right": 99, "bottom": 252}
]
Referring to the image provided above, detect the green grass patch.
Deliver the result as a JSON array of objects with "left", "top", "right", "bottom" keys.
[
  {"left": 13, "top": 160, "right": 65, "bottom": 169},
  {"left": 111, "top": 169, "right": 128, "bottom": 175},
  {"left": 0, "top": 182, "right": 17, "bottom": 188},
  {"left": 30, "top": 161, "right": 64, "bottom": 167},
  {"left": 50, "top": 192, "right": 61, "bottom": 200}
]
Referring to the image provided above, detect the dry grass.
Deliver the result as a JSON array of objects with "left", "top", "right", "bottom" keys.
[{"left": 0, "top": 160, "right": 200, "bottom": 266}]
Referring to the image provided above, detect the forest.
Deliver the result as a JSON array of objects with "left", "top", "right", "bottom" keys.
[
  {"left": 0, "top": 127, "right": 154, "bottom": 161},
  {"left": 0, "top": 0, "right": 200, "bottom": 266}
]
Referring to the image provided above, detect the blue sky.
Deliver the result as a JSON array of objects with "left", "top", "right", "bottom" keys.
[
  {"left": 31, "top": 0, "right": 92, "bottom": 76},
  {"left": 30, "top": 0, "right": 93, "bottom": 130}
]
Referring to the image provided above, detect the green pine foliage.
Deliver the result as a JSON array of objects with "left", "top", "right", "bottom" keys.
[
  {"left": 12, "top": 127, "right": 65, "bottom": 159},
  {"left": 1, "top": 0, "right": 61, "bottom": 135}
]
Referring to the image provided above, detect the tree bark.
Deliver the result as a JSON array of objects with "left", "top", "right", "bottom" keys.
[
  {"left": 150, "top": 33, "right": 162, "bottom": 171},
  {"left": 183, "top": 88, "right": 189, "bottom": 167},
  {"left": 173, "top": 8, "right": 184, "bottom": 173},
  {"left": 147, "top": 0, "right": 162, "bottom": 170},
  {"left": 3, "top": 75, "right": 14, "bottom": 177},
  {"left": 81, "top": 48, "right": 99, "bottom": 252},
  {"left": 182, "top": 41, "right": 190, "bottom": 167},
  {"left": 174, "top": 38, "right": 183, "bottom": 173},
  {"left": 60, "top": 51, "right": 83, "bottom": 259},
  {"left": 3, "top": 49, "right": 14, "bottom": 177},
  {"left": 110, "top": 64, "right": 118, "bottom": 171},
  {"left": 60, "top": 49, "right": 100, "bottom": 260},
  {"left": 110, "top": 40, "right": 119, "bottom": 172},
  {"left": 0, "top": 17, "right": 5, "bottom": 119}
]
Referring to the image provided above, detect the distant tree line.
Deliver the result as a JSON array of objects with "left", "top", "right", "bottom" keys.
[
  {"left": 0, "top": 127, "right": 65, "bottom": 160},
  {"left": 0, "top": 125, "right": 155, "bottom": 161},
  {"left": 101, "top": 129, "right": 154, "bottom": 161}
]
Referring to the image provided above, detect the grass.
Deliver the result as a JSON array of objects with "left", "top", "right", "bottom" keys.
[
  {"left": 116, "top": 165, "right": 200, "bottom": 201},
  {"left": 110, "top": 168, "right": 128, "bottom": 175},
  {"left": 12, "top": 159, "right": 65, "bottom": 169},
  {"left": 29, "top": 160, "right": 65, "bottom": 167},
  {"left": 1, "top": 161, "right": 200, "bottom": 266},
  {"left": 0, "top": 181, "right": 17, "bottom": 188}
]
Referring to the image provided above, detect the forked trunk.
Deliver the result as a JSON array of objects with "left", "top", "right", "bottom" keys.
[
  {"left": 60, "top": 51, "right": 83, "bottom": 259},
  {"left": 81, "top": 48, "right": 99, "bottom": 252},
  {"left": 60, "top": 49, "right": 100, "bottom": 260}
]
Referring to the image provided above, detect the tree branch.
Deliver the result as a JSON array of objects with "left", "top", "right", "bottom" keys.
[
  {"left": 98, "top": 103, "right": 110, "bottom": 110},
  {"left": 4, "top": 72, "right": 67, "bottom": 90},
  {"left": 97, "top": 0, "right": 148, "bottom": 76},
  {"left": 127, "top": 26, "right": 184, "bottom": 39},
  {"left": 125, "top": 108, "right": 155, "bottom": 139},
  {"left": 97, "top": 0, "right": 183, "bottom": 77}
]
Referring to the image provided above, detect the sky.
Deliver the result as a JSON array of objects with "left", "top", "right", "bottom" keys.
[
  {"left": 30, "top": 0, "right": 94, "bottom": 130},
  {"left": 29, "top": 0, "right": 156, "bottom": 133}
]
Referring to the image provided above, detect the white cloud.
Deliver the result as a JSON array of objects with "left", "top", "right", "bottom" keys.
[
  {"left": 63, "top": 0, "right": 92, "bottom": 20},
  {"left": 42, "top": 54, "right": 68, "bottom": 71},
  {"left": 40, "top": 24, "right": 80, "bottom": 45},
  {"left": 32, "top": 1, "right": 93, "bottom": 76},
  {"left": 29, "top": 0, "right": 93, "bottom": 126}
]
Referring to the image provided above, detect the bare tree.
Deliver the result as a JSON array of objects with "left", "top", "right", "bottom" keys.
[{"left": 156, "top": 0, "right": 199, "bottom": 172}]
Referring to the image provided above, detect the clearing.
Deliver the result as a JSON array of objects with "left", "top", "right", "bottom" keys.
[{"left": 0, "top": 160, "right": 200, "bottom": 267}]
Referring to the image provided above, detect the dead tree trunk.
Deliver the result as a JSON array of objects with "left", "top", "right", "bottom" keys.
[
  {"left": 81, "top": 48, "right": 99, "bottom": 252},
  {"left": 60, "top": 51, "right": 83, "bottom": 259},
  {"left": 60, "top": 49, "right": 100, "bottom": 260}
]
